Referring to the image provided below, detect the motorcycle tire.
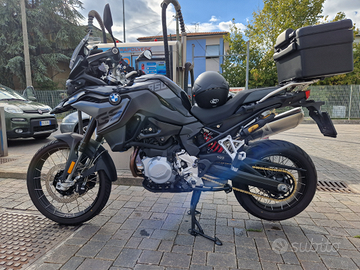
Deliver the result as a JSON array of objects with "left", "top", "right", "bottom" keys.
[
  {"left": 233, "top": 140, "right": 317, "bottom": 221},
  {"left": 27, "top": 139, "right": 112, "bottom": 225}
]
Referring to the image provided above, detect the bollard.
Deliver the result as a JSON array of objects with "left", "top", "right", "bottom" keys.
[{"left": 0, "top": 107, "right": 8, "bottom": 157}]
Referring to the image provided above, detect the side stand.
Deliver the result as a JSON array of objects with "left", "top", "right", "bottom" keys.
[{"left": 188, "top": 190, "right": 222, "bottom": 246}]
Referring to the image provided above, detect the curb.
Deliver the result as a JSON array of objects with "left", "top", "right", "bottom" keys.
[
  {"left": 0, "top": 170, "right": 142, "bottom": 186},
  {"left": 302, "top": 118, "right": 360, "bottom": 124},
  {"left": 0, "top": 172, "right": 27, "bottom": 179},
  {"left": 114, "top": 176, "right": 143, "bottom": 186}
]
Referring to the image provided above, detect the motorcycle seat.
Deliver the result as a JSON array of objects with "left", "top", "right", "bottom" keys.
[{"left": 191, "top": 86, "right": 279, "bottom": 125}]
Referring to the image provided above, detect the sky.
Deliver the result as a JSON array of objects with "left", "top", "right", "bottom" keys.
[{"left": 78, "top": 0, "right": 360, "bottom": 43}]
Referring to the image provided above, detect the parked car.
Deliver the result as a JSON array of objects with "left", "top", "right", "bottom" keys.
[
  {"left": 0, "top": 84, "right": 58, "bottom": 139},
  {"left": 60, "top": 111, "right": 90, "bottom": 133}
]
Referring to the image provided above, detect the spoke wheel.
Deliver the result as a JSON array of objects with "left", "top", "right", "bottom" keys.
[
  {"left": 27, "top": 140, "right": 111, "bottom": 225},
  {"left": 233, "top": 140, "right": 317, "bottom": 221}
]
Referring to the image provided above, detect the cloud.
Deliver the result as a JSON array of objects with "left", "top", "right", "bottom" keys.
[
  {"left": 210, "top": 16, "right": 218, "bottom": 22},
  {"left": 77, "top": 0, "right": 359, "bottom": 44},
  {"left": 184, "top": 20, "right": 245, "bottom": 34},
  {"left": 322, "top": 0, "right": 360, "bottom": 28},
  {"left": 79, "top": 0, "right": 176, "bottom": 42},
  {"left": 78, "top": 0, "right": 246, "bottom": 42},
  {"left": 218, "top": 21, "right": 246, "bottom": 32}
]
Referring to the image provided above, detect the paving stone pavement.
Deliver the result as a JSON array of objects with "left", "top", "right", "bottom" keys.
[{"left": 0, "top": 124, "right": 359, "bottom": 270}]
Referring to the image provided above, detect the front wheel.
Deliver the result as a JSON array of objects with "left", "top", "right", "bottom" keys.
[
  {"left": 233, "top": 140, "right": 317, "bottom": 221},
  {"left": 27, "top": 140, "right": 112, "bottom": 225}
]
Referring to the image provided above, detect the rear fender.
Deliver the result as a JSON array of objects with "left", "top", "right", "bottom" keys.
[
  {"left": 54, "top": 133, "right": 118, "bottom": 182},
  {"left": 300, "top": 100, "right": 337, "bottom": 138}
]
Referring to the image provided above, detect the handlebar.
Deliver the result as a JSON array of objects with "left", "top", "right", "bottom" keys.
[
  {"left": 88, "top": 47, "right": 121, "bottom": 65},
  {"left": 126, "top": 71, "right": 138, "bottom": 79}
]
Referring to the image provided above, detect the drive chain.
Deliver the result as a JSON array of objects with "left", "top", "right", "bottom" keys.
[{"left": 202, "top": 166, "right": 297, "bottom": 203}]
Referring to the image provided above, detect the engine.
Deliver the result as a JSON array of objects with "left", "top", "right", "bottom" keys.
[
  {"left": 142, "top": 157, "right": 176, "bottom": 184},
  {"left": 130, "top": 149, "right": 203, "bottom": 192}
]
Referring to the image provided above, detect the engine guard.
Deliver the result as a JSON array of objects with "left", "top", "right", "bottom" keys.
[{"left": 54, "top": 133, "right": 118, "bottom": 182}]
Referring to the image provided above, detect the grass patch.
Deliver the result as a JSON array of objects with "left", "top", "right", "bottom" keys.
[
  {"left": 354, "top": 235, "right": 360, "bottom": 238},
  {"left": 246, "top": 228, "right": 263, "bottom": 232}
]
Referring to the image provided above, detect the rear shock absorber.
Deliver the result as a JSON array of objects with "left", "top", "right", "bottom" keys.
[{"left": 203, "top": 131, "right": 223, "bottom": 153}]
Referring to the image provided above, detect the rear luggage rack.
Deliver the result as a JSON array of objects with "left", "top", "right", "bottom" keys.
[{"left": 257, "top": 81, "right": 315, "bottom": 103}]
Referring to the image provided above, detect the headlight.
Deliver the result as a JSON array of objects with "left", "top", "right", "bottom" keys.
[{"left": 4, "top": 105, "right": 23, "bottom": 114}]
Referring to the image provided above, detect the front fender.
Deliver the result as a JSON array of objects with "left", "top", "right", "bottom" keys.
[
  {"left": 55, "top": 133, "right": 83, "bottom": 150},
  {"left": 54, "top": 133, "right": 118, "bottom": 182}
]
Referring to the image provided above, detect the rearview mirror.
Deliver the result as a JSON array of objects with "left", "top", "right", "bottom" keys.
[
  {"left": 23, "top": 86, "right": 37, "bottom": 101},
  {"left": 143, "top": 50, "right": 152, "bottom": 60},
  {"left": 103, "top": 4, "right": 113, "bottom": 36},
  {"left": 138, "top": 50, "right": 152, "bottom": 60},
  {"left": 135, "top": 50, "right": 152, "bottom": 71}
]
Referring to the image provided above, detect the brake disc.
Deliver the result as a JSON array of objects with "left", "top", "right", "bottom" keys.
[{"left": 45, "top": 164, "right": 79, "bottom": 203}]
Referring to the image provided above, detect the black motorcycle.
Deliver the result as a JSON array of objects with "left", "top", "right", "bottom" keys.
[{"left": 26, "top": 4, "right": 353, "bottom": 245}]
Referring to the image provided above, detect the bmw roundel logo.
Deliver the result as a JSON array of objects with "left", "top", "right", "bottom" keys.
[{"left": 109, "top": 93, "right": 121, "bottom": 105}]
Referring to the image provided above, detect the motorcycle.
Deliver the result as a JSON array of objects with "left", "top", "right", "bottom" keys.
[{"left": 27, "top": 3, "right": 353, "bottom": 245}]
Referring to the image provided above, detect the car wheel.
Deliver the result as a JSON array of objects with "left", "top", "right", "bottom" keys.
[{"left": 33, "top": 133, "right": 51, "bottom": 140}]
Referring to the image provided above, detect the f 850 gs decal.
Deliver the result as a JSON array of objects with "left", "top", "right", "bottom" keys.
[{"left": 148, "top": 82, "right": 168, "bottom": 92}]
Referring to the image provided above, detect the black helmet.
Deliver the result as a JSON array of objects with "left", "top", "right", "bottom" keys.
[{"left": 193, "top": 71, "right": 229, "bottom": 108}]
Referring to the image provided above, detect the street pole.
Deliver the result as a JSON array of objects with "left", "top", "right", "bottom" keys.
[
  {"left": 123, "top": 0, "right": 126, "bottom": 43},
  {"left": 20, "top": 0, "right": 32, "bottom": 87},
  {"left": 245, "top": 40, "right": 249, "bottom": 90}
]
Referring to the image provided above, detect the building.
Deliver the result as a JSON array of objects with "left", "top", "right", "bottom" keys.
[
  {"left": 355, "top": 33, "right": 360, "bottom": 44},
  {"left": 137, "top": 32, "right": 229, "bottom": 83}
]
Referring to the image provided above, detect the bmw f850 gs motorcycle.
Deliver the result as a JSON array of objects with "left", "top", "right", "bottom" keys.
[{"left": 27, "top": 4, "right": 349, "bottom": 245}]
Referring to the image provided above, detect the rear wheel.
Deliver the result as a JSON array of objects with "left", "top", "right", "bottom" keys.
[
  {"left": 233, "top": 140, "right": 317, "bottom": 221},
  {"left": 27, "top": 140, "right": 111, "bottom": 225}
]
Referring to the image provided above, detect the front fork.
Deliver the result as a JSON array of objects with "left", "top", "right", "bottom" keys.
[{"left": 59, "top": 118, "right": 102, "bottom": 185}]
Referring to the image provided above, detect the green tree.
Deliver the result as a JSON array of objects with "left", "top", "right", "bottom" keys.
[
  {"left": 0, "top": 0, "right": 84, "bottom": 89},
  {"left": 246, "top": 0, "right": 325, "bottom": 87},
  {"left": 222, "top": 0, "right": 325, "bottom": 88},
  {"left": 317, "top": 12, "right": 360, "bottom": 85},
  {"left": 246, "top": 0, "right": 324, "bottom": 50},
  {"left": 221, "top": 19, "right": 265, "bottom": 88}
]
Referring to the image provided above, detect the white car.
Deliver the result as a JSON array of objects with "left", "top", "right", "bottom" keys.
[{"left": 60, "top": 111, "right": 90, "bottom": 133}]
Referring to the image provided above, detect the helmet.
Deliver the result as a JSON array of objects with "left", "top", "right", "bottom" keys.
[{"left": 193, "top": 71, "right": 229, "bottom": 108}]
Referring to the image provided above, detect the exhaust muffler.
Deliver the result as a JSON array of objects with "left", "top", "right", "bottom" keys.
[{"left": 250, "top": 107, "right": 304, "bottom": 140}]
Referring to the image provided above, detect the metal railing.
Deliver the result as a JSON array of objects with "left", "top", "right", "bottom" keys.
[
  {"left": 308, "top": 85, "right": 360, "bottom": 119},
  {"left": 16, "top": 89, "right": 68, "bottom": 119},
  {"left": 16, "top": 85, "right": 360, "bottom": 120}
]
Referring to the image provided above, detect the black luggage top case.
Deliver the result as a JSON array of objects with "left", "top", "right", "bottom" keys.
[{"left": 274, "top": 19, "right": 354, "bottom": 84}]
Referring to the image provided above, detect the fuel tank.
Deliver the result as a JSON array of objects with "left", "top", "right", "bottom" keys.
[{"left": 134, "top": 74, "right": 192, "bottom": 116}]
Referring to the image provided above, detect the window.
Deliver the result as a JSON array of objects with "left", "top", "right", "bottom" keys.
[{"left": 206, "top": 45, "right": 220, "bottom": 58}]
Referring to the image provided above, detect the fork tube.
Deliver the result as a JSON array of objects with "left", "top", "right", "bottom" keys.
[{"left": 64, "top": 119, "right": 97, "bottom": 181}]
